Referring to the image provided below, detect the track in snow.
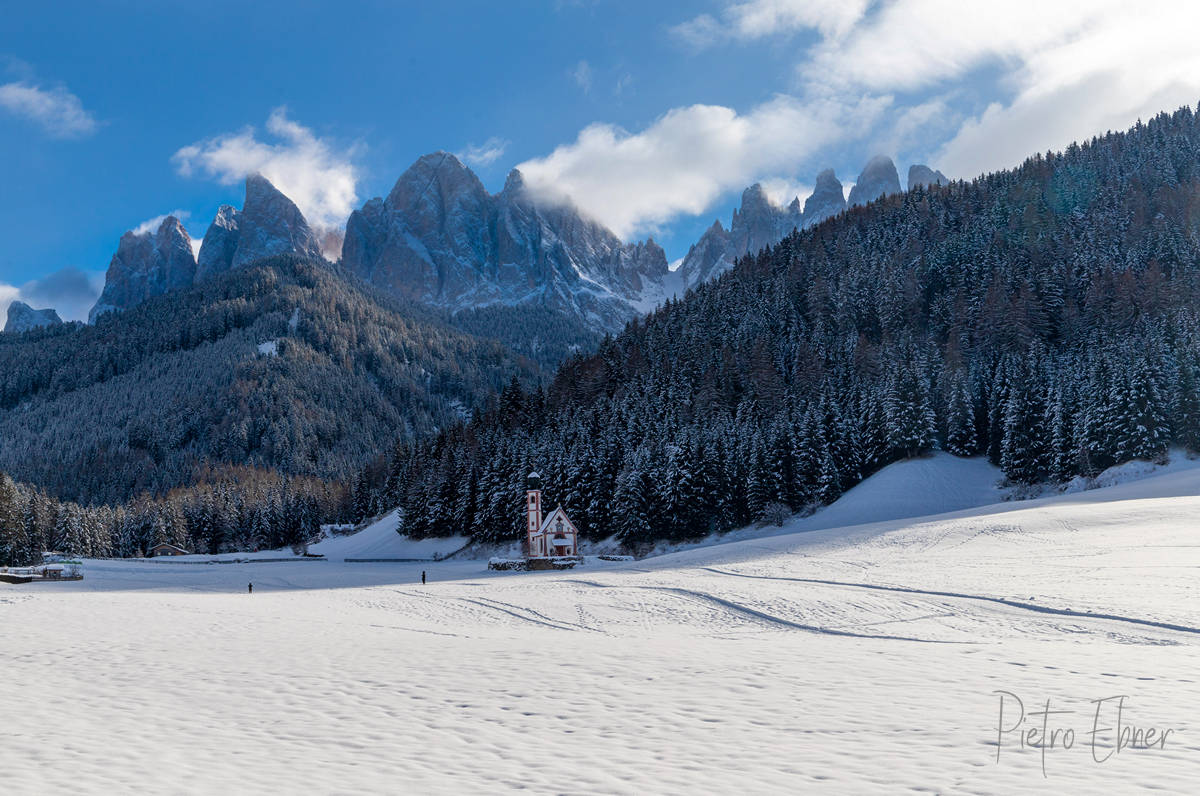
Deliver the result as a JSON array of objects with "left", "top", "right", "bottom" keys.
[{"left": 701, "top": 567, "right": 1200, "bottom": 637}]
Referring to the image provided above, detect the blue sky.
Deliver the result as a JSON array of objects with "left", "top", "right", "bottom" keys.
[{"left": 4, "top": 1, "right": 1200, "bottom": 320}]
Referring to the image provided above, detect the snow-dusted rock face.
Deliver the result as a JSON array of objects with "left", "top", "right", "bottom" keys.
[
  {"left": 618, "top": 158, "right": 930, "bottom": 298},
  {"left": 196, "top": 173, "right": 323, "bottom": 276},
  {"left": 675, "top": 181, "right": 806, "bottom": 288},
  {"left": 731, "top": 183, "right": 802, "bottom": 258},
  {"left": 907, "top": 164, "right": 949, "bottom": 190},
  {"left": 677, "top": 220, "right": 734, "bottom": 288},
  {"left": 194, "top": 204, "right": 241, "bottom": 283},
  {"left": 91, "top": 175, "right": 323, "bottom": 322},
  {"left": 341, "top": 151, "right": 671, "bottom": 331},
  {"left": 3, "top": 301, "right": 63, "bottom": 333},
  {"left": 848, "top": 155, "right": 902, "bottom": 207},
  {"left": 89, "top": 216, "right": 196, "bottom": 323},
  {"left": 802, "top": 168, "right": 847, "bottom": 228}
]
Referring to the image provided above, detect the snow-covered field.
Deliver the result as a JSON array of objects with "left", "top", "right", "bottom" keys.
[{"left": 4, "top": 458, "right": 1200, "bottom": 793}]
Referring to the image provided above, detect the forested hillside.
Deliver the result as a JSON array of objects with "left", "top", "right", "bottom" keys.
[
  {"left": 392, "top": 106, "right": 1200, "bottom": 549},
  {"left": 0, "top": 256, "right": 537, "bottom": 505}
]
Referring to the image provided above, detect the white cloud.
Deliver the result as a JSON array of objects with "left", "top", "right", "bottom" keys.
[
  {"left": 931, "top": 3, "right": 1200, "bottom": 177},
  {"left": 0, "top": 81, "right": 97, "bottom": 138},
  {"left": 758, "top": 0, "right": 1200, "bottom": 178},
  {"left": 543, "top": 1, "right": 1200, "bottom": 241},
  {"left": 172, "top": 108, "right": 360, "bottom": 231},
  {"left": 517, "top": 94, "right": 887, "bottom": 238},
  {"left": 0, "top": 283, "right": 19, "bottom": 319},
  {"left": 131, "top": 210, "right": 190, "bottom": 237},
  {"left": 670, "top": 14, "right": 722, "bottom": 49},
  {"left": 458, "top": 137, "right": 509, "bottom": 167},
  {"left": 572, "top": 60, "right": 593, "bottom": 93},
  {"left": 758, "top": 178, "right": 811, "bottom": 208},
  {"left": 672, "top": 0, "right": 870, "bottom": 48}
]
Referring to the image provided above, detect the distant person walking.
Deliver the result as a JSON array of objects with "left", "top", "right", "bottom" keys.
[
  {"left": 248, "top": 582, "right": 253, "bottom": 594},
  {"left": 421, "top": 571, "right": 426, "bottom": 585}
]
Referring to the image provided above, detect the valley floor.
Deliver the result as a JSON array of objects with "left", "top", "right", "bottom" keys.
[{"left": 4, "top": 462, "right": 1200, "bottom": 793}]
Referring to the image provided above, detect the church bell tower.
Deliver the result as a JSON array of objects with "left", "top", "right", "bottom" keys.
[{"left": 526, "top": 471, "right": 543, "bottom": 557}]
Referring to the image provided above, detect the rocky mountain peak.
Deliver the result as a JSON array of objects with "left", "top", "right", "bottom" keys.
[
  {"left": 232, "top": 173, "right": 323, "bottom": 268},
  {"left": 501, "top": 168, "right": 527, "bottom": 196},
  {"left": 803, "top": 168, "right": 847, "bottom": 227},
  {"left": 4, "top": 301, "right": 63, "bottom": 334},
  {"left": 386, "top": 151, "right": 489, "bottom": 213},
  {"left": 740, "top": 183, "right": 772, "bottom": 211},
  {"left": 195, "top": 204, "right": 240, "bottom": 282},
  {"left": 848, "top": 155, "right": 902, "bottom": 207},
  {"left": 89, "top": 215, "right": 196, "bottom": 323},
  {"left": 907, "top": 164, "right": 950, "bottom": 190},
  {"left": 342, "top": 153, "right": 673, "bottom": 329},
  {"left": 195, "top": 174, "right": 323, "bottom": 276}
]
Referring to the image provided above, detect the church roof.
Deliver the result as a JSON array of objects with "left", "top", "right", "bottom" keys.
[{"left": 539, "top": 505, "right": 577, "bottom": 534}]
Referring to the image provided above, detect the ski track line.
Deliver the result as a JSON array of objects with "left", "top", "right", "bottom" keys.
[
  {"left": 464, "top": 594, "right": 604, "bottom": 634},
  {"left": 635, "top": 585, "right": 954, "bottom": 644},
  {"left": 701, "top": 567, "right": 1200, "bottom": 638},
  {"left": 448, "top": 595, "right": 585, "bottom": 633}
]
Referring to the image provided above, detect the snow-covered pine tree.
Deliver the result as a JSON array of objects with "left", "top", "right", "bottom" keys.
[
  {"left": 816, "top": 446, "right": 842, "bottom": 505},
  {"left": 1000, "top": 368, "right": 1048, "bottom": 484},
  {"left": 0, "top": 473, "right": 25, "bottom": 566},
  {"left": 944, "top": 372, "right": 978, "bottom": 456},
  {"left": 614, "top": 449, "right": 655, "bottom": 547},
  {"left": 1174, "top": 347, "right": 1200, "bottom": 453},
  {"left": 1113, "top": 348, "right": 1171, "bottom": 462},
  {"left": 1046, "top": 382, "right": 1076, "bottom": 483},
  {"left": 885, "top": 351, "right": 936, "bottom": 460}
]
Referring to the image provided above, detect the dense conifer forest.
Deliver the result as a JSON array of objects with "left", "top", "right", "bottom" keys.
[
  {"left": 389, "top": 106, "right": 1200, "bottom": 550},
  {"left": 0, "top": 256, "right": 538, "bottom": 506},
  {"left": 0, "top": 256, "right": 547, "bottom": 563}
]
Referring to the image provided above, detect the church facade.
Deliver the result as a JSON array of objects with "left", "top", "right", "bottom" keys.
[{"left": 524, "top": 472, "right": 579, "bottom": 559}]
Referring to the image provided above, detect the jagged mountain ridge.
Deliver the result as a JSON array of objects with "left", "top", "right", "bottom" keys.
[
  {"left": 675, "top": 155, "right": 948, "bottom": 287},
  {"left": 341, "top": 152, "right": 673, "bottom": 332},
  {"left": 87, "top": 150, "right": 950, "bottom": 344},
  {"left": 89, "top": 174, "right": 323, "bottom": 323}
]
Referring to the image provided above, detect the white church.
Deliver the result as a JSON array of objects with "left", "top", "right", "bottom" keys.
[{"left": 523, "top": 472, "right": 580, "bottom": 559}]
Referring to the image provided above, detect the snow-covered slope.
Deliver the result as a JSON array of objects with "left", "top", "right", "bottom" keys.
[
  {"left": 308, "top": 510, "right": 468, "bottom": 560},
  {"left": 4, "top": 463, "right": 1200, "bottom": 792},
  {"left": 791, "top": 452, "right": 1003, "bottom": 532}
]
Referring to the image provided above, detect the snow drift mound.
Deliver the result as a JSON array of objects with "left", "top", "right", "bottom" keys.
[
  {"left": 790, "top": 452, "right": 1004, "bottom": 533},
  {"left": 309, "top": 511, "right": 468, "bottom": 561}
]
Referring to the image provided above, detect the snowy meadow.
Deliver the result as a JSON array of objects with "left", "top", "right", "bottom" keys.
[{"left": 3, "top": 459, "right": 1200, "bottom": 793}]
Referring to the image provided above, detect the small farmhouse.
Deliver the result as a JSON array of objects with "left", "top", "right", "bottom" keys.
[
  {"left": 524, "top": 472, "right": 580, "bottom": 559},
  {"left": 148, "top": 542, "right": 190, "bottom": 557}
]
